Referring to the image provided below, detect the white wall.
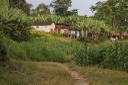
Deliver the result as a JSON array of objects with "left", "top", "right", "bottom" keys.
[
  {"left": 60, "top": 29, "right": 68, "bottom": 34},
  {"left": 32, "top": 23, "right": 55, "bottom": 33}
]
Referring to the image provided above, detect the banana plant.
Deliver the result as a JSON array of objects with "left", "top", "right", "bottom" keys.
[{"left": 0, "top": 6, "right": 32, "bottom": 42}]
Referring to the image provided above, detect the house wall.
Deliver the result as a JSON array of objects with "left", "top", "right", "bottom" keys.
[
  {"left": 71, "top": 31, "right": 75, "bottom": 35},
  {"left": 60, "top": 29, "right": 68, "bottom": 34},
  {"left": 67, "top": 30, "right": 81, "bottom": 38},
  {"left": 67, "top": 30, "right": 75, "bottom": 37},
  {"left": 32, "top": 23, "right": 55, "bottom": 33},
  {"left": 76, "top": 31, "right": 80, "bottom": 38}
]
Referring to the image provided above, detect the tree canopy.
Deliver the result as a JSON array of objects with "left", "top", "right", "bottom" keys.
[
  {"left": 31, "top": 3, "right": 51, "bottom": 16},
  {"left": 50, "top": 0, "right": 72, "bottom": 16},
  {"left": 90, "top": 0, "right": 128, "bottom": 31},
  {"left": 9, "top": 0, "right": 32, "bottom": 15}
]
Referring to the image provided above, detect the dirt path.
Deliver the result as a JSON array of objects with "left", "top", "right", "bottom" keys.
[
  {"left": 68, "top": 70, "right": 89, "bottom": 85},
  {"left": 46, "top": 62, "right": 89, "bottom": 85}
]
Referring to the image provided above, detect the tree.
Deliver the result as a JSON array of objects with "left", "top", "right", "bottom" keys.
[
  {"left": 37, "top": 3, "right": 50, "bottom": 14},
  {"left": 9, "top": 0, "right": 32, "bottom": 15},
  {"left": 90, "top": 0, "right": 128, "bottom": 31},
  {"left": 36, "top": 3, "right": 51, "bottom": 15},
  {"left": 66, "top": 9, "right": 78, "bottom": 16},
  {"left": 31, "top": 3, "right": 50, "bottom": 16},
  {"left": 50, "top": 0, "right": 72, "bottom": 16}
]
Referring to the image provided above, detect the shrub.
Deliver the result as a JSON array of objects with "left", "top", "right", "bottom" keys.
[
  {"left": 30, "top": 31, "right": 51, "bottom": 38},
  {"left": 96, "top": 35, "right": 108, "bottom": 43},
  {"left": 52, "top": 31, "right": 60, "bottom": 36},
  {"left": 78, "top": 37, "right": 91, "bottom": 43}
]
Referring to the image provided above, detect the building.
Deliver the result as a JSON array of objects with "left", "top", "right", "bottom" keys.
[
  {"left": 67, "top": 26, "right": 81, "bottom": 38},
  {"left": 32, "top": 22, "right": 55, "bottom": 33},
  {"left": 55, "top": 23, "right": 69, "bottom": 34},
  {"left": 55, "top": 24, "right": 81, "bottom": 38}
]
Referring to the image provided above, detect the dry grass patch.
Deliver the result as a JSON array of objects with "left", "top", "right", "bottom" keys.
[
  {"left": 0, "top": 60, "right": 74, "bottom": 85},
  {"left": 68, "top": 62, "right": 128, "bottom": 85},
  {"left": 31, "top": 62, "right": 74, "bottom": 85}
]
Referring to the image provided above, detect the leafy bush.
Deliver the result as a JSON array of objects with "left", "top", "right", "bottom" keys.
[
  {"left": 96, "top": 35, "right": 108, "bottom": 43},
  {"left": 78, "top": 37, "right": 91, "bottom": 43},
  {"left": 52, "top": 31, "right": 61, "bottom": 36},
  {"left": 30, "top": 31, "right": 51, "bottom": 38}
]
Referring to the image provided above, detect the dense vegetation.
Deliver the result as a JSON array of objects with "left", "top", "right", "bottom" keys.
[
  {"left": 74, "top": 41, "right": 128, "bottom": 71},
  {"left": 11, "top": 36, "right": 82, "bottom": 62},
  {"left": 0, "top": 32, "right": 7, "bottom": 61},
  {"left": 1, "top": 31, "right": 81, "bottom": 63},
  {"left": 0, "top": 6, "right": 32, "bottom": 42},
  {"left": 90, "top": 0, "right": 128, "bottom": 31},
  {"left": 0, "top": 0, "right": 32, "bottom": 61}
]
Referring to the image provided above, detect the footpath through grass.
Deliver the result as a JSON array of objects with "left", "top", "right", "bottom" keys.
[
  {"left": 68, "top": 62, "right": 128, "bottom": 85},
  {"left": 1, "top": 60, "right": 128, "bottom": 85},
  {"left": 0, "top": 60, "right": 74, "bottom": 85}
]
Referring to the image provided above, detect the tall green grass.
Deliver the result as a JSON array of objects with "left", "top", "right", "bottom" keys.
[
  {"left": 1, "top": 34, "right": 27, "bottom": 60},
  {"left": 74, "top": 41, "right": 128, "bottom": 71},
  {"left": 4, "top": 36, "right": 82, "bottom": 63},
  {"left": 20, "top": 37, "right": 82, "bottom": 62}
]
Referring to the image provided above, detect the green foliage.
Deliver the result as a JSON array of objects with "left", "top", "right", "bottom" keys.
[
  {"left": 50, "top": 0, "right": 72, "bottom": 16},
  {"left": 6, "top": 41, "right": 27, "bottom": 60},
  {"left": 96, "top": 35, "right": 108, "bottom": 43},
  {"left": 74, "top": 42, "right": 128, "bottom": 71},
  {"left": 30, "top": 31, "right": 51, "bottom": 38},
  {"left": 0, "top": 0, "right": 9, "bottom": 7},
  {"left": 91, "top": 0, "right": 128, "bottom": 31},
  {"left": 78, "top": 37, "right": 91, "bottom": 43},
  {"left": 0, "top": 6, "right": 32, "bottom": 42},
  {"left": 4, "top": 36, "right": 81, "bottom": 63},
  {"left": 31, "top": 3, "right": 50, "bottom": 16},
  {"left": 19, "top": 37, "right": 81, "bottom": 63},
  {"left": 0, "top": 32, "right": 7, "bottom": 62},
  {"left": 0, "top": 34, "right": 27, "bottom": 60},
  {"left": 9, "top": 0, "right": 32, "bottom": 15}
]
